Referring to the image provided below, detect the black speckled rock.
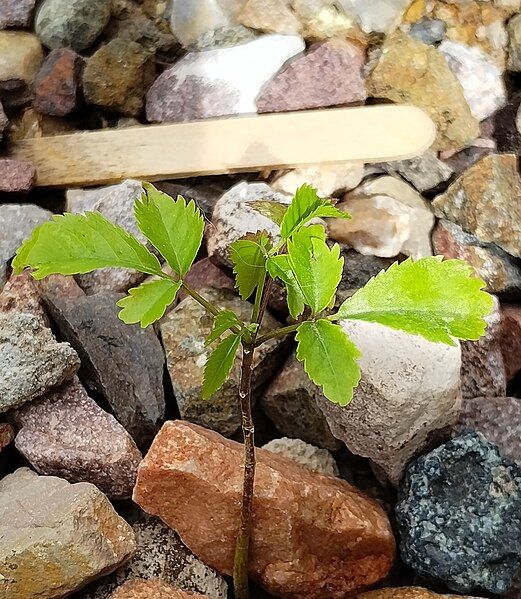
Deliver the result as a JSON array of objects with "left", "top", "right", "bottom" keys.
[{"left": 396, "top": 432, "right": 521, "bottom": 595}]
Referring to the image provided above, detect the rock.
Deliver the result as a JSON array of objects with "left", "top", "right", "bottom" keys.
[
  {"left": 396, "top": 432, "right": 521, "bottom": 595},
  {"left": 357, "top": 588, "right": 484, "bottom": 599},
  {"left": 191, "top": 24, "right": 257, "bottom": 50},
  {"left": 0, "top": 272, "right": 48, "bottom": 324},
  {"left": 439, "top": 40, "right": 506, "bottom": 121},
  {"left": 263, "top": 437, "right": 339, "bottom": 476},
  {"left": 178, "top": 258, "right": 234, "bottom": 303},
  {"left": 367, "top": 33, "right": 479, "bottom": 151},
  {"left": 261, "top": 353, "right": 340, "bottom": 450},
  {"left": 207, "top": 181, "right": 290, "bottom": 268},
  {"left": 336, "top": 249, "right": 394, "bottom": 303},
  {"left": 169, "top": 0, "right": 234, "bottom": 48},
  {"left": 34, "top": 48, "right": 83, "bottom": 116},
  {"left": 134, "top": 420, "right": 396, "bottom": 598},
  {"left": 295, "top": 1, "right": 365, "bottom": 43},
  {"left": 271, "top": 161, "right": 364, "bottom": 197},
  {"left": 0, "top": 468, "right": 136, "bottom": 598},
  {"left": 432, "top": 220, "right": 521, "bottom": 299},
  {"left": 109, "top": 580, "right": 209, "bottom": 599},
  {"left": 0, "top": 0, "right": 36, "bottom": 28},
  {"left": 453, "top": 396, "right": 521, "bottom": 466},
  {"left": 494, "top": 93, "right": 521, "bottom": 155},
  {"left": 146, "top": 35, "right": 305, "bottom": 123},
  {"left": 0, "top": 422, "right": 14, "bottom": 452},
  {"left": 41, "top": 285, "right": 165, "bottom": 447},
  {"left": 328, "top": 176, "right": 434, "bottom": 259},
  {"left": 12, "top": 377, "right": 142, "bottom": 499},
  {"left": 35, "top": 0, "right": 112, "bottom": 52},
  {"left": 155, "top": 180, "right": 229, "bottom": 219},
  {"left": 76, "top": 515, "right": 227, "bottom": 599},
  {"left": 0, "top": 100, "right": 7, "bottom": 139},
  {"left": 83, "top": 39, "right": 155, "bottom": 117},
  {"left": 508, "top": 13, "right": 521, "bottom": 70},
  {"left": 409, "top": 18, "right": 447, "bottom": 44},
  {"left": 0, "top": 158, "right": 36, "bottom": 192},
  {"left": 66, "top": 186, "right": 109, "bottom": 213},
  {"left": 501, "top": 304, "right": 521, "bottom": 382},
  {"left": 161, "top": 288, "right": 284, "bottom": 437},
  {"left": 238, "top": 0, "right": 300, "bottom": 35},
  {"left": 460, "top": 296, "right": 507, "bottom": 399},
  {"left": 257, "top": 39, "right": 365, "bottom": 112},
  {"left": 0, "top": 312, "right": 79, "bottom": 413},
  {"left": 432, "top": 154, "right": 521, "bottom": 259},
  {"left": 339, "top": 0, "right": 410, "bottom": 33},
  {"left": 317, "top": 319, "right": 461, "bottom": 485},
  {"left": 0, "top": 31, "right": 43, "bottom": 106},
  {"left": 0, "top": 203, "right": 52, "bottom": 287}
]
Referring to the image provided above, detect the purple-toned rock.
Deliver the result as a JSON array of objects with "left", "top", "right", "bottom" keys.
[
  {"left": 501, "top": 304, "right": 521, "bottom": 383},
  {"left": 0, "top": 272, "right": 48, "bottom": 325},
  {"left": 0, "top": 158, "right": 36, "bottom": 192},
  {"left": 34, "top": 48, "right": 83, "bottom": 116},
  {"left": 256, "top": 39, "right": 366, "bottom": 113},
  {"left": 0, "top": 0, "right": 36, "bottom": 27},
  {"left": 13, "top": 377, "right": 142, "bottom": 499}
]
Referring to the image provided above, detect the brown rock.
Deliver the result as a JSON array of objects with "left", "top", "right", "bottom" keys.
[
  {"left": 0, "top": 158, "right": 36, "bottom": 192},
  {"left": 178, "top": 258, "right": 234, "bottom": 302},
  {"left": 238, "top": 0, "right": 300, "bottom": 35},
  {"left": 0, "top": 31, "right": 43, "bottom": 107},
  {"left": 357, "top": 588, "right": 483, "bottom": 599},
  {"left": 0, "top": 422, "right": 14, "bottom": 452},
  {"left": 110, "top": 579, "right": 209, "bottom": 599},
  {"left": 134, "top": 420, "right": 396, "bottom": 599},
  {"left": 0, "top": 272, "right": 48, "bottom": 325},
  {"left": 0, "top": 0, "right": 37, "bottom": 27},
  {"left": 500, "top": 304, "right": 521, "bottom": 382}
]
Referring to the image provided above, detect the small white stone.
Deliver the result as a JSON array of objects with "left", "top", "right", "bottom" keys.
[
  {"left": 271, "top": 162, "right": 364, "bottom": 197},
  {"left": 338, "top": 0, "right": 410, "bottom": 33}
]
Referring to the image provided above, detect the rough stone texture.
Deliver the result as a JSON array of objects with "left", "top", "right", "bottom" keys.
[
  {"left": 0, "top": 468, "right": 136, "bottom": 599},
  {"left": 0, "top": 272, "right": 48, "bottom": 324},
  {"left": 0, "top": 158, "right": 36, "bottom": 192},
  {"left": 409, "top": 18, "right": 447, "bottom": 44},
  {"left": 357, "top": 589, "right": 483, "bottom": 599},
  {"left": 367, "top": 32, "right": 479, "bottom": 151},
  {"left": 432, "top": 153, "right": 521, "bottom": 259},
  {"left": 396, "top": 432, "right": 521, "bottom": 595},
  {"left": 13, "top": 377, "right": 142, "bottom": 499},
  {"left": 109, "top": 580, "right": 209, "bottom": 599},
  {"left": 439, "top": 40, "right": 506, "bottom": 121},
  {"left": 179, "top": 258, "right": 234, "bottom": 302},
  {"left": 169, "top": 0, "right": 234, "bottom": 48},
  {"left": 41, "top": 286, "right": 165, "bottom": 447},
  {"left": 295, "top": 1, "right": 364, "bottom": 42},
  {"left": 35, "top": 0, "right": 112, "bottom": 52},
  {"left": 238, "top": 0, "right": 300, "bottom": 35},
  {"left": 0, "top": 31, "right": 43, "bottom": 106},
  {"left": 134, "top": 420, "right": 396, "bottom": 599},
  {"left": 0, "top": 422, "right": 14, "bottom": 452},
  {"left": 261, "top": 353, "right": 340, "bottom": 451},
  {"left": 0, "top": 312, "right": 79, "bottom": 413},
  {"left": 494, "top": 93, "right": 521, "bottom": 155},
  {"left": 146, "top": 35, "right": 305, "bottom": 122},
  {"left": 432, "top": 220, "right": 521, "bottom": 299},
  {"left": 329, "top": 176, "right": 434, "bottom": 259},
  {"left": 317, "top": 320, "right": 461, "bottom": 485},
  {"left": 339, "top": 0, "right": 410, "bottom": 33},
  {"left": 191, "top": 24, "right": 257, "bottom": 51},
  {"left": 34, "top": 48, "right": 83, "bottom": 116},
  {"left": 508, "top": 12, "right": 521, "bottom": 70},
  {"left": 336, "top": 249, "right": 394, "bottom": 303},
  {"left": 161, "top": 288, "right": 284, "bottom": 437},
  {"left": 256, "top": 39, "right": 366, "bottom": 113},
  {"left": 0, "top": 0, "right": 36, "bottom": 28},
  {"left": 83, "top": 39, "right": 155, "bottom": 117},
  {"left": 501, "top": 304, "right": 521, "bottom": 382},
  {"left": 263, "top": 437, "right": 339, "bottom": 476},
  {"left": 207, "top": 181, "right": 290, "bottom": 268}
]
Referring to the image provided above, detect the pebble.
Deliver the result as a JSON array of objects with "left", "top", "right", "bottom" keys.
[
  {"left": 0, "top": 422, "right": 14, "bottom": 452},
  {"left": 409, "top": 18, "right": 447, "bottom": 44},
  {"left": 317, "top": 319, "right": 461, "bottom": 485},
  {"left": 109, "top": 580, "right": 210, "bottom": 599},
  {"left": 358, "top": 589, "right": 484, "bottom": 599},
  {"left": 507, "top": 12, "right": 521, "bottom": 70},
  {"left": 0, "top": 31, "right": 43, "bottom": 106},
  {"left": 35, "top": 0, "right": 112, "bottom": 52},
  {"left": 34, "top": 48, "right": 83, "bottom": 116},
  {"left": 396, "top": 432, "right": 521, "bottom": 595},
  {"left": 257, "top": 39, "right": 365, "bottom": 112},
  {"left": 263, "top": 437, "right": 339, "bottom": 476},
  {"left": 169, "top": 0, "right": 234, "bottom": 48},
  {"left": 339, "top": 0, "right": 410, "bottom": 33},
  {"left": 83, "top": 39, "right": 155, "bottom": 117},
  {"left": 13, "top": 377, "right": 142, "bottom": 499},
  {"left": 0, "top": 272, "right": 48, "bottom": 324},
  {"left": 432, "top": 153, "right": 521, "bottom": 259},
  {"left": 296, "top": 1, "right": 364, "bottom": 43},
  {"left": 367, "top": 32, "right": 480, "bottom": 151},
  {"left": 178, "top": 258, "right": 234, "bottom": 303},
  {"left": 134, "top": 420, "right": 396, "bottom": 599},
  {"left": 0, "top": 158, "right": 36, "bottom": 192},
  {"left": 0, "top": 0, "right": 37, "bottom": 28},
  {"left": 238, "top": 0, "right": 300, "bottom": 35},
  {"left": 501, "top": 304, "right": 521, "bottom": 382},
  {"left": 0, "top": 468, "right": 136, "bottom": 598},
  {"left": 146, "top": 34, "right": 305, "bottom": 122},
  {"left": 191, "top": 24, "right": 257, "bottom": 50}
]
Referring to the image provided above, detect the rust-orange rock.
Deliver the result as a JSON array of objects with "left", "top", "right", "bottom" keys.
[
  {"left": 133, "top": 421, "right": 395, "bottom": 599},
  {"left": 110, "top": 579, "right": 209, "bottom": 599},
  {"left": 356, "top": 587, "right": 484, "bottom": 599}
]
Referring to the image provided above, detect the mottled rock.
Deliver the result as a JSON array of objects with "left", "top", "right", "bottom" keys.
[
  {"left": 0, "top": 422, "right": 14, "bottom": 452},
  {"left": 161, "top": 288, "right": 283, "bottom": 437},
  {"left": 0, "top": 0, "right": 36, "bottom": 28},
  {"left": 508, "top": 13, "right": 521, "bottom": 70},
  {"left": 134, "top": 420, "right": 395, "bottom": 599},
  {"left": 190, "top": 24, "right": 257, "bottom": 50},
  {"left": 295, "top": 1, "right": 364, "bottom": 42},
  {"left": 357, "top": 588, "right": 483, "bottom": 599},
  {"left": 0, "top": 272, "right": 47, "bottom": 324},
  {"left": 35, "top": 0, "right": 112, "bottom": 51},
  {"left": 0, "top": 31, "right": 43, "bottom": 106},
  {"left": 110, "top": 580, "right": 209, "bottom": 599},
  {"left": 0, "top": 468, "right": 136, "bottom": 598},
  {"left": 34, "top": 48, "right": 83, "bottom": 116},
  {"left": 262, "top": 353, "right": 340, "bottom": 450},
  {"left": 501, "top": 304, "right": 521, "bottom": 382},
  {"left": 263, "top": 437, "right": 339, "bottom": 476},
  {"left": 41, "top": 287, "right": 165, "bottom": 447},
  {"left": 432, "top": 220, "right": 521, "bottom": 298},
  {"left": 146, "top": 35, "right": 304, "bottom": 122},
  {"left": 339, "top": 0, "right": 410, "bottom": 33},
  {"left": 238, "top": 0, "right": 300, "bottom": 34},
  {"left": 409, "top": 18, "right": 447, "bottom": 44},
  {"left": 367, "top": 33, "right": 479, "bottom": 151},
  {"left": 0, "top": 312, "right": 79, "bottom": 413},
  {"left": 13, "top": 377, "right": 142, "bottom": 499},
  {"left": 257, "top": 39, "right": 365, "bottom": 112},
  {"left": 432, "top": 154, "right": 521, "bottom": 258},
  {"left": 397, "top": 432, "right": 521, "bottom": 595},
  {"left": 169, "top": 0, "right": 234, "bottom": 48},
  {"left": 0, "top": 158, "right": 36, "bottom": 192},
  {"left": 317, "top": 320, "right": 461, "bottom": 485},
  {"left": 83, "top": 39, "right": 155, "bottom": 117}
]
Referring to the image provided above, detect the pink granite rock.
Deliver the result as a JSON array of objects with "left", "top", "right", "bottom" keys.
[
  {"left": 0, "top": 0, "right": 36, "bottom": 28},
  {"left": 0, "top": 272, "right": 48, "bottom": 325},
  {"left": 0, "top": 158, "right": 36, "bottom": 192},
  {"left": 110, "top": 579, "right": 209, "bottom": 599}
]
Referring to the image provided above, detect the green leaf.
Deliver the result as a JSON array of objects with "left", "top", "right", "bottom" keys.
[
  {"left": 280, "top": 184, "right": 350, "bottom": 240},
  {"left": 13, "top": 212, "right": 162, "bottom": 279},
  {"left": 117, "top": 278, "right": 181, "bottom": 328},
  {"left": 333, "top": 256, "right": 494, "bottom": 345},
  {"left": 205, "top": 309, "right": 242, "bottom": 346},
  {"left": 230, "top": 232, "right": 271, "bottom": 300},
  {"left": 295, "top": 319, "right": 361, "bottom": 406},
  {"left": 266, "top": 254, "right": 306, "bottom": 319},
  {"left": 202, "top": 333, "right": 241, "bottom": 399},
  {"left": 249, "top": 200, "right": 287, "bottom": 225},
  {"left": 135, "top": 183, "right": 204, "bottom": 277}
]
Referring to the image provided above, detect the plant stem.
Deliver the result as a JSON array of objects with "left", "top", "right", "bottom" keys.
[{"left": 254, "top": 322, "right": 301, "bottom": 346}]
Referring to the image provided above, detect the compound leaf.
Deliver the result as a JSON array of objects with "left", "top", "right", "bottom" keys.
[
  {"left": 230, "top": 232, "right": 271, "bottom": 300},
  {"left": 202, "top": 333, "right": 241, "bottom": 399},
  {"left": 206, "top": 309, "right": 242, "bottom": 346},
  {"left": 266, "top": 254, "right": 306, "bottom": 319},
  {"left": 117, "top": 278, "right": 181, "bottom": 328}
]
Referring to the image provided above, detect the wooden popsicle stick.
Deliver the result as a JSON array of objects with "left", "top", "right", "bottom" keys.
[{"left": 7, "top": 105, "right": 436, "bottom": 188}]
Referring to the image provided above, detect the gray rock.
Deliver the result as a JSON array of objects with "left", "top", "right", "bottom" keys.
[
  {"left": 0, "top": 312, "right": 79, "bottom": 413},
  {"left": 508, "top": 13, "right": 521, "bottom": 71},
  {"left": 409, "top": 18, "right": 447, "bottom": 44},
  {"left": 192, "top": 24, "right": 257, "bottom": 50},
  {"left": 0, "top": 0, "right": 37, "bottom": 28},
  {"left": 397, "top": 432, "right": 521, "bottom": 595},
  {"left": 263, "top": 437, "right": 339, "bottom": 476},
  {"left": 336, "top": 249, "right": 394, "bottom": 304},
  {"left": 35, "top": 0, "right": 111, "bottom": 52}
]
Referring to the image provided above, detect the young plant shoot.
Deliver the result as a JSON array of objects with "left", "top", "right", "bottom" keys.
[{"left": 13, "top": 183, "right": 494, "bottom": 599}]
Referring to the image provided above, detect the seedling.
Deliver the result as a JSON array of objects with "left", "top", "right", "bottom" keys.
[{"left": 14, "top": 183, "right": 493, "bottom": 599}]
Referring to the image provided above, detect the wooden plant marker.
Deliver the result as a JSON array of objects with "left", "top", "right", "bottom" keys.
[{"left": 8, "top": 105, "right": 436, "bottom": 188}]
